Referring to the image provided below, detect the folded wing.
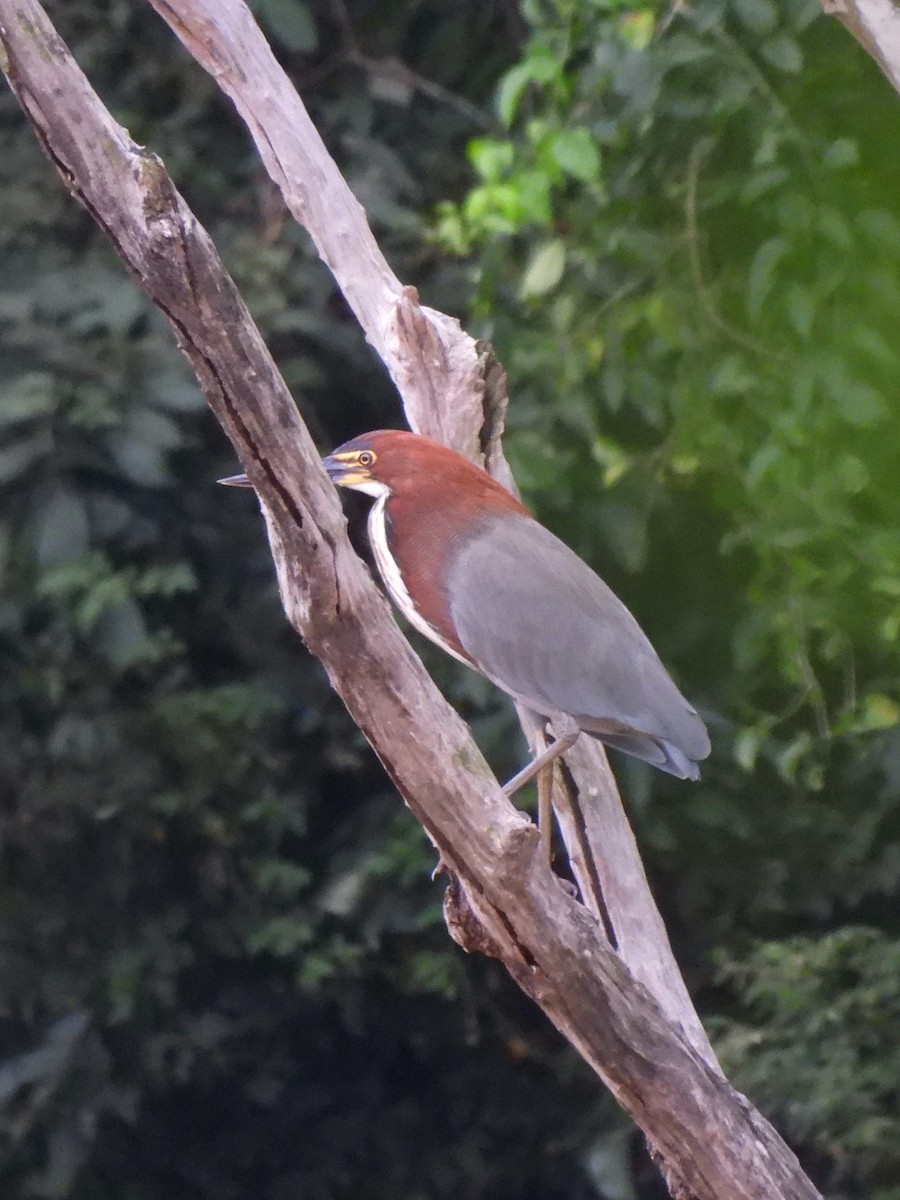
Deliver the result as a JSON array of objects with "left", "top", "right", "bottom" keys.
[{"left": 446, "top": 514, "right": 710, "bottom": 778}]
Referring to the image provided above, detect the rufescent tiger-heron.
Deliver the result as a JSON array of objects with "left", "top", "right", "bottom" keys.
[{"left": 222, "top": 430, "right": 710, "bottom": 855}]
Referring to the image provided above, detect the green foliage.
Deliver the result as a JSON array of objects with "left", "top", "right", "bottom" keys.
[
  {"left": 4, "top": 0, "right": 900, "bottom": 1197},
  {"left": 252, "top": 0, "right": 319, "bottom": 53},
  {"left": 433, "top": 1, "right": 900, "bottom": 1195},
  {"left": 715, "top": 930, "right": 900, "bottom": 1196},
  {"left": 436, "top": 0, "right": 900, "bottom": 786},
  {"left": 3, "top": 2, "right": 584, "bottom": 1197}
]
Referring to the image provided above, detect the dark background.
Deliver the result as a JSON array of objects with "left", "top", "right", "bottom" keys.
[{"left": 2, "top": 0, "right": 900, "bottom": 1196}]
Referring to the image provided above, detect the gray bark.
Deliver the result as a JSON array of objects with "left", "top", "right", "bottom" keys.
[
  {"left": 144, "top": 0, "right": 715, "bottom": 1066},
  {"left": 820, "top": 0, "right": 900, "bottom": 93},
  {"left": 0, "top": 3, "right": 821, "bottom": 1198}
]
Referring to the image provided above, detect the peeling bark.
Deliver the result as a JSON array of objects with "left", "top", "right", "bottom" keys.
[
  {"left": 143, "top": 0, "right": 718, "bottom": 1069},
  {"left": 820, "top": 0, "right": 900, "bottom": 94},
  {"left": 0, "top": 3, "right": 823, "bottom": 1197}
]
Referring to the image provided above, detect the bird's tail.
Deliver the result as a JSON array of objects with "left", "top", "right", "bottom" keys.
[{"left": 589, "top": 729, "right": 701, "bottom": 781}]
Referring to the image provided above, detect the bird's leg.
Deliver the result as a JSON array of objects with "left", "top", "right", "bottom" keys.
[
  {"left": 536, "top": 759, "right": 554, "bottom": 866},
  {"left": 502, "top": 722, "right": 580, "bottom": 798},
  {"left": 502, "top": 718, "right": 580, "bottom": 864}
]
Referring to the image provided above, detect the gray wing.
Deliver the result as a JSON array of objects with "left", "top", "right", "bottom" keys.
[{"left": 446, "top": 514, "right": 710, "bottom": 772}]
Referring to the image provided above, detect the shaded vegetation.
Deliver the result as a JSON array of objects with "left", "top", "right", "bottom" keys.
[{"left": 1, "top": 0, "right": 900, "bottom": 1197}]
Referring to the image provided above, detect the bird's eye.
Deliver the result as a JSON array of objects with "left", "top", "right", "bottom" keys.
[{"left": 357, "top": 450, "right": 375, "bottom": 467}]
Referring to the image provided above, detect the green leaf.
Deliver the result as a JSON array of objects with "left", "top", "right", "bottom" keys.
[
  {"left": 91, "top": 596, "right": 148, "bottom": 668},
  {"left": 255, "top": 0, "right": 317, "bottom": 52},
  {"left": 618, "top": 10, "right": 654, "bottom": 51},
  {"left": 857, "top": 208, "right": 900, "bottom": 257},
  {"left": 497, "top": 62, "right": 535, "bottom": 128},
  {"left": 0, "top": 435, "right": 50, "bottom": 483},
  {"left": 741, "top": 167, "right": 789, "bottom": 202},
  {"left": 785, "top": 282, "right": 815, "bottom": 339},
  {"left": 746, "top": 236, "right": 789, "bottom": 319},
  {"left": 249, "top": 859, "right": 312, "bottom": 897},
  {"left": 859, "top": 694, "right": 900, "bottom": 730},
  {"left": 823, "top": 138, "right": 859, "bottom": 170},
  {"left": 70, "top": 275, "right": 146, "bottom": 335},
  {"left": 710, "top": 356, "right": 756, "bottom": 396},
  {"left": 134, "top": 563, "right": 197, "bottom": 597},
  {"left": 248, "top": 915, "right": 313, "bottom": 957},
  {"left": 746, "top": 443, "right": 780, "bottom": 489},
  {"left": 834, "top": 380, "right": 887, "bottom": 428},
  {"left": 496, "top": 49, "right": 559, "bottom": 127},
  {"left": 760, "top": 34, "right": 803, "bottom": 74},
  {"left": 775, "top": 732, "right": 813, "bottom": 783},
  {"left": 147, "top": 370, "right": 204, "bottom": 413},
  {"left": 817, "top": 208, "right": 852, "bottom": 250},
  {"left": 785, "top": 0, "right": 820, "bottom": 30},
  {"left": 127, "top": 407, "right": 183, "bottom": 451},
  {"left": 467, "top": 137, "right": 514, "bottom": 182},
  {"left": 732, "top": 0, "right": 779, "bottom": 35},
  {"left": 734, "top": 727, "right": 761, "bottom": 773},
  {"left": 513, "top": 169, "right": 554, "bottom": 224},
  {"left": 835, "top": 454, "right": 869, "bottom": 495},
  {"left": 549, "top": 128, "right": 601, "bottom": 183},
  {"left": 32, "top": 490, "right": 90, "bottom": 568},
  {"left": 520, "top": 239, "right": 566, "bottom": 298},
  {"left": 599, "top": 497, "right": 648, "bottom": 572},
  {"left": 108, "top": 434, "right": 170, "bottom": 486},
  {"left": 0, "top": 372, "right": 56, "bottom": 425}
]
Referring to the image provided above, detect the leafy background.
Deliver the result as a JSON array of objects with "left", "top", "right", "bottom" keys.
[{"left": 2, "top": 0, "right": 900, "bottom": 1197}]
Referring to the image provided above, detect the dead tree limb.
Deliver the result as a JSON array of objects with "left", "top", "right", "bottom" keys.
[
  {"left": 144, "top": 0, "right": 715, "bottom": 1065},
  {"left": 0, "top": 3, "right": 822, "bottom": 1198},
  {"left": 820, "top": 0, "right": 900, "bottom": 93}
]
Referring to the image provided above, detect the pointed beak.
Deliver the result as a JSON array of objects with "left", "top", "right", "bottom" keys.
[
  {"left": 219, "top": 454, "right": 369, "bottom": 490},
  {"left": 322, "top": 453, "right": 370, "bottom": 487},
  {"left": 321, "top": 453, "right": 343, "bottom": 482}
]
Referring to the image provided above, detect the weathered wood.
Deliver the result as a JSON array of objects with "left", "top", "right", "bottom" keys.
[
  {"left": 148, "top": 0, "right": 488, "bottom": 460},
  {"left": 820, "top": 0, "right": 900, "bottom": 93},
  {"left": 0, "top": 4, "right": 822, "bottom": 1197},
  {"left": 145, "top": 0, "right": 718, "bottom": 1069}
]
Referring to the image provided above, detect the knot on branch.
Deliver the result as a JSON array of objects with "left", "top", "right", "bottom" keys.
[
  {"left": 493, "top": 818, "right": 544, "bottom": 888},
  {"left": 388, "top": 285, "right": 443, "bottom": 365},
  {"left": 474, "top": 339, "right": 510, "bottom": 470},
  {"left": 384, "top": 288, "right": 487, "bottom": 459},
  {"left": 133, "top": 151, "right": 199, "bottom": 280},
  {"left": 443, "top": 879, "right": 505, "bottom": 960}
]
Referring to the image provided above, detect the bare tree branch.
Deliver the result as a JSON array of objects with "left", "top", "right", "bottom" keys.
[
  {"left": 148, "top": 0, "right": 488, "bottom": 459},
  {"left": 144, "top": 0, "right": 717, "bottom": 1067},
  {"left": 0, "top": 3, "right": 822, "bottom": 1197},
  {"left": 821, "top": 0, "right": 900, "bottom": 93}
]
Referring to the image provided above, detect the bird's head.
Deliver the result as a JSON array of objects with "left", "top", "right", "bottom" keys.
[
  {"left": 322, "top": 430, "right": 520, "bottom": 511},
  {"left": 222, "top": 429, "right": 528, "bottom": 520},
  {"left": 219, "top": 429, "right": 432, "bottom": 496},
  {"left": 320, "top": 430, "right": 402, "bottom": 499}
]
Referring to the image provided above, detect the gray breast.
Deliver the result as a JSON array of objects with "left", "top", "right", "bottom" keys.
[{"left": 445, "top": 514, "right": 710, "bottom": 773}]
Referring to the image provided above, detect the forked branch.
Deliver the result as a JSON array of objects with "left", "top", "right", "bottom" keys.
[
  {"left": 0, "top": 3, "right": 820, "bottom": 1197},
  {"left": 820, "top": 0, "right": 900, "bottom": 93}
]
